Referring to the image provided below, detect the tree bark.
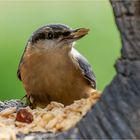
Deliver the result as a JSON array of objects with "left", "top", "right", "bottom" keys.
[{"left": 1, "top": 0, "right": 140, "bottom": 139}]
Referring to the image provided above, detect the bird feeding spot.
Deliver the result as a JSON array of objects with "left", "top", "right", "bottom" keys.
[{"left": 0, "top": 90, "right": 101, "bottom": 139}]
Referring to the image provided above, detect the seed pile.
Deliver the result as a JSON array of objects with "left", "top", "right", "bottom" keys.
[{"left": 0, "top": 91, "right": 101, "bottom": 140}]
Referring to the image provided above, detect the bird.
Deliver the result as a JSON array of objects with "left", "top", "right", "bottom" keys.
[{"left": 17, "top": 24, "right": 96, "bottom": 108}]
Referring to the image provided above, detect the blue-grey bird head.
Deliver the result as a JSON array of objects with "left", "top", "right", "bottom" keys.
[{"left": 29, "top": 24, "right": 89, "bottom": 50}]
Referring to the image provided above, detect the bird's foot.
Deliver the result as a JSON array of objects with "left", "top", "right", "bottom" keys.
[{"left": 23, "top": 95, "right": 37, "bottom": 109}]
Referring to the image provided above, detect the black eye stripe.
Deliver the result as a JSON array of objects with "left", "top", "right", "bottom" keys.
[
  {"left": 53, "top": 31, "right": 70, "bottom": 39},
  {"left": 54, "top": 32, "right": 59, "bottom": 39},
  {"left": 39, "top": 33, "right": 46, "bottom": 39},
  {"left": 32, "top": 32, "right": 46, "bottom": 43},
  {"left": 32, "top": 30, "right": 71, "bottom": 43},
  {"left": 63, "top": 31, "right": 70, "bottom": 36}
]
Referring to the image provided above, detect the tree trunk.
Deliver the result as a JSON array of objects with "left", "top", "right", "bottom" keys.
[{"left": 1, "top": 0, "right": 140, "bottom": 139}]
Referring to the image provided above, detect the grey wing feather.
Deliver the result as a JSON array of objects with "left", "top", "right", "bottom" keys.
[
  {"left": 72, "top": 48, "right": 96, "bottom": 89},
  {"left": 17, "top": 42, "right": 29, "bottom": 81},
  {"left": 17, "top": 49, "right": 25, "bottom": 81}
]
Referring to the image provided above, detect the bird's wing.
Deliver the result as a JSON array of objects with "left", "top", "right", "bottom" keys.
[
  {"left": 17, "top": 50, "right": 25, "bottom": 81},
  {"left": 17, "top": 66, "right": 21, "bottom": 80},
  {"left": 17, "top": 42, "right": 29, "bottom": 81},
  {"left": 71, "top": 48, "right": 96, "bottom": 89}
]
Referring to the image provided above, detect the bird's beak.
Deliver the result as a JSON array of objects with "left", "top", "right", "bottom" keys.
[
  {"left": 70, "top": 28, "right": 90, "bottom": 40},
  {"left": 62, "top": 28, "right": 90, "bottom": 42}
]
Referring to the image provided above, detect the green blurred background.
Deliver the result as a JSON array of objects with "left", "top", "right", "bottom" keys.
[{"left": 0, "top": 0, "right": 121, "bottom": 100}]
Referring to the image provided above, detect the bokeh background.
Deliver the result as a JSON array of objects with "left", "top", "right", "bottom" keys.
[{"left": 0, "top": 0, "right": 121, "bottom": 100}]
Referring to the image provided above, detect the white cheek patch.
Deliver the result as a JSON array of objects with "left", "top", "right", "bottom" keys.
[
  {"left": 71, "top": 46, "right": 81, "bottom": 57},
  {"left": 34, "top": 39, "right": 75, "bottom": 51},
  {"left": 45, "top": 40, "right": 56, "bottom": 48},
  {"left": 40, "top": 40, "right": 58, "bottom": 50}
]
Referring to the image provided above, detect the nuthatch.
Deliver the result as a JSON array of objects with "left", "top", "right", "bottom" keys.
[{"left": 17, "top": 24, "right": 96, "bottom": 107}]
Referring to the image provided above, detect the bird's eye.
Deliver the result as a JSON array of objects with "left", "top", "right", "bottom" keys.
[{"left": 47, "top": 32, "right": 53, "bottom": 39}]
